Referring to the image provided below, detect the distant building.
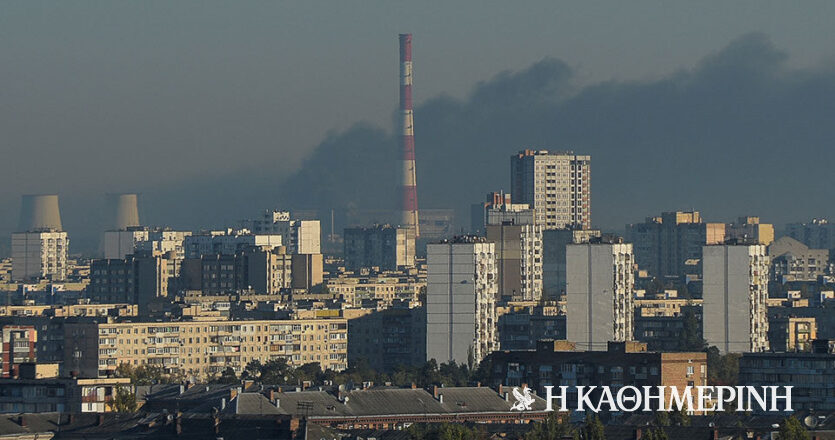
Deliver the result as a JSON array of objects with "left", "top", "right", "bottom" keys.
[
  {"left": 343, "top": 225, "right": 415, "bottom": 271},
  {"left": 181, "top": 246, "right": 297, "bottom": 295},
  {"left": 486, "top": 223, "right": 543, "bottom": 301},
  {"left": 768, "top": 316, "right": 816, "bottom": 352},
  {"left": 727, "top": 216, "right": 774, "bottom": 246},
  {"left": 625, "top": 211, "right": 725, "bottom": 279},
  {"left": 11, "top": 231, "right": 69, "bottom": 282},
  {"left": 347, "top": 306, "right": 426, "bottom": 372},
  {"left": 702, "top": 244, "right": 769, "bottom": 353},
  {"left": 184, "top": 230, "right": 283, "bottom": 259},
  {"left": 510, "top": 150, "right": 591, "bottom": 230},
  {"left": 89, "top": 251, "right": 182, "bottom": 307},
  {"left": 496, "top": 305, "right": 565, "bottom": 351},
  {"left": 426, "top": 237, "right": 498, "bottom": 365},
  {"left": 133, "top": 229, "right": 192, "bottom": 260},
  {"left": 541, "top": 229, "right": 602, "bottom": 300},
  {"left": 471, "top": 191, "right": 535, "bottom": 234},
  {"left": 240, "top": 210, "right": 321, "bottom": 254},
  {"left": 786, "top": 218, "right": 835, "bottom": 251},
  {"left": 768, "top": 236, "right": 829, "bottom": 282},
  {"left": 0, "top": 374, "right": 132, "bottom": 413},
  {"left": 102, "top": 227, "right": 150, "bottom": 260},
  {"left": 0, "top": 326, "right": 36, "bottom": 378},
  {"left": 565, "top": 240, "right": 634, "bottom": 350}
]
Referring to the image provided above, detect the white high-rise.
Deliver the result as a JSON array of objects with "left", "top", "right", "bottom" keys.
[
  {"left": 703, "top": 245, "right": 770, "bottom": 353},
  {"left": 426, "top": 237, "right": 498, "bottom": 365},
  {"left": 12, "top": 195, "right": 69, "bottom": 282},
  {"left": 565, "top": 241, "right": 634, "bottom": 350},
  {"left": 241, "top": 210, "right": 320, "bottom": 254},
  {"left": 510, "top": 149, "right": 591, "bottom": 230}
]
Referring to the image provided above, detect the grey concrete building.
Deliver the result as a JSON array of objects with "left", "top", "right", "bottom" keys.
[
  {"left": 702, "top": 244, "right": 770, "bottom": 353},
  {"left": 768, "top": 236, "right": 829, "bottom": 282},
  {"left": 426, "top": 237, "right": 498, "bottom": 365},
  {"left": 541, "top": 229, "right": 601, "bottom": 300},
  {"left": 565, "top": 240, "right": 635, "bottom": 350},
  {"left": 343, "top": 225, "right": 415, "bottom": 271}
]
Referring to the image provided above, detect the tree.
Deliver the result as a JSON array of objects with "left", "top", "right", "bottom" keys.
[
  {"left": 643, "top": 427, "right": 669, "bottom": 440},
  {"left": 113, "top": 386, "right": 138, "bottom": 413},
  {"left": 114, "top": 363, "right": 169, "bottom": 385},
  {"left": 212, "top": 367, "right": 238, "bottom": 384},
  {"left": 653, "top": 411, "right": 670, "bottom": 427},
  {"left": 706, "top": 346, "right": 740, "bottom": 386},
  {"left": 577, "top": 413, "right": 606, "bottom": 440},
  {"left": 670, "top": 407, "right": 691, "bottom": 426},
  {"left": 524, "top": 412, "right": 573, "bottom": 440},
  {"left": 778, "top": 416, "right": 811, "bottom": 440},
  {"left": 680, "top": 305, "right": 706, "bottom": 351}
]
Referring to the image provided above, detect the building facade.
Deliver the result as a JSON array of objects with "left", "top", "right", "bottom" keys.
[
  {"left": 565, "top": 241, "right": 635, "bottom": 350},
  {"left": 541, "top": 229, "right": 602, "bottom": 300},
  {"left": 11, "top": 231, "right": 69, "bottom": 281},
  {"left": 486, "top": 223, "right": 543, "bottom": 301},
  {"left": 64, "top": 318, "right": 348, "bottom": 381},
  {"left": 702, "top": 244, "right": 770, "bottom": 353},
  {"left": 426, "top": 238, "right": 498, "bottom": 365},
  {"left": 343, "top": 225, "right": 415, "bottom": 272},
  {"left": 510, "top": 150, "right": 591, "bottom": 230},
  {"left": 768, "top": 236, "right": 829, "bottom": 283},
  {"left": 625, "top": 211, "right": 725, "bottom": 279}
]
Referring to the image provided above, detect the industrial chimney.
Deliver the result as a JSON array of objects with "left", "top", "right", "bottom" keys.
[
  {"left": 399, "top": 34, "right": 420, "bottom": 237},
  {"left": 107, "top": 193, "right": 140, "bottom": 230},
  {"left": 17, "top": 194, "right": 63, "bottom": 232}
]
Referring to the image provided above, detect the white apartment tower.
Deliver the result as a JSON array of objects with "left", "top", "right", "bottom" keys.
[
  {"left": 12, "top": 195, "right": 69, "bottom": 282},
  {"left": 702, "top": 245, "right": 770, "bottom": 353},
  {"left": 565, "top": 241, "right": 634, "bottom": 350},
  {"left": 510, "top": 150, "right": 591, "bottom": 229},
  {"left": 426, "top": 237, "right": 498, "bottom": 365},
  {"left": 241, "top": 210, "right": 320, "bottom": 254}
]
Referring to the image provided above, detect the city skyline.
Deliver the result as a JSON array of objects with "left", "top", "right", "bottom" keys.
[{"left": 2, "top": 3, "right": 835, "bottom": 254}]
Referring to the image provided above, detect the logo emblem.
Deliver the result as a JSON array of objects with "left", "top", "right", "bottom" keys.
[{"left": 510, "top": 386, "right": 535, "bottom": 411}]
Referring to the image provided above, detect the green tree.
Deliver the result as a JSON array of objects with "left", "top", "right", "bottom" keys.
[
  {"left": 681, "top": 306, "right": 706, "bottom": 351},
  {"left": 113, "top": 386, "right": 138, "bottom": 413},
  {"left": 643, "top": 427, "right": 669, "bottom": 440},
  {"left": 706, "top": 346, "right": 740, "bottom": 386},
  {"left": 670, "top": 407, "right": 691, "bottom": 426},
  {"left": 114, "top": 364, "right": 169, "bottom": 385},
  {"left": 212, "top": 367, "right": 239, "bottom": 384},
  {"left": 524, "top": 412, "right": 573, "bottom": 440},
  {"left": 778, "top": 416, "right": 811, "bottom": 440},
  {"left": 577, "top": 413, "right": 606, "bottom": 440},
  {"left": 653, "top": 411, "right": 670, "bottom": 427}
]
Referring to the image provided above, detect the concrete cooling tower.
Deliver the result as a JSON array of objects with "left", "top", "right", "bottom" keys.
[
  {"left": 17, "top": 194, "right": 63, "bottom": 232},
  {"left": 107, "top": 193, "right": 140, "bottom": 230}
]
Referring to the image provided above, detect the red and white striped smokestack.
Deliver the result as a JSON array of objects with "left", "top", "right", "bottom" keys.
[{"left": 399, "top": 33, "right": 419, "bottom": 237}]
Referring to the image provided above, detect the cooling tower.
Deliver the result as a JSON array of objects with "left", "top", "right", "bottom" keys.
[
  {"left": 107, "top": 193, "right": 141, "bottom": 230},
  {"left": 18, "top": 194, "right": 63, "bottom": 232}
]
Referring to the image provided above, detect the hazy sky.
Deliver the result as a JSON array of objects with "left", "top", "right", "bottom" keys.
[{"left": 2, "top": 2, "right": 835, "bottom": 253}]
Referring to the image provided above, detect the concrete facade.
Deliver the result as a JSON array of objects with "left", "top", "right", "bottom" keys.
[
  {"left": 343, "top": 225, "right": 415, "bottom": 271},
  {"left": 702, "top": 245, "right": 770, "bottom": 353},
  {"left": 11, "top": 231, "right": 68, "bottom": 281},
  {"left": 426, "top": 238, "right": 498, "bottom": 365},
  {"left": 565, "top": 242, "right": 634, "bottom": 350},
  {"left": 510, "top": 150, "right": 591, "bottom": 230},
  {"left": 486, "top": 223, "right": 543, "bottom": 301}
]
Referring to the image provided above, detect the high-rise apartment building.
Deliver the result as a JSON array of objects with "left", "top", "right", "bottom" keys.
[
  {"left": 541, "top": 229, "right": 602, "bottom": 300},
  {"left": 0, "top": 326, "right": 36, "bottom": 378},
  {"left": 485, "top": 223, "right": 543, "bottom": 301},
  {"left": 726, "top": 216, "right": 775, "bottom": 246},
  {"left": 565, "top": 240, "right": 635, "bottom": 350},
  {"left": 184, "top": 230, "right": 283, "bottom": 259},
  {"left": 510, "top": 150, "right": 591, "bottom": 230},
  {"left": 343, "top": 225, "right": 415, "bottom": 271},
  {"left": 11, "top": 232, "right": 69, "bottom": 282},
  {"left": 240, "top": 210, "right": 320, "bottom": 254},
  {"left": 625, "top": 211, "right": 725, "bottom": 279},
  {"left": 89, "top": 251, "right": 182, "bottom": 309},
  {"left": 786, "top": 218, "right": 835, "bottom": 251},
  {"left": 702, "top": 244, "right": 770, "bottom": 353},
  {"left": 426, "top": 237, "right": 498, "bottom": 365}
]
